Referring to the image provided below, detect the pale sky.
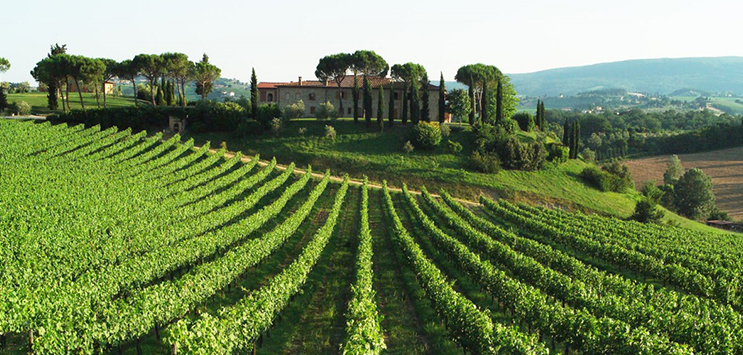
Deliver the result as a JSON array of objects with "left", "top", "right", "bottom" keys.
[{"left": 1, "top": 0, "right": 741, "bottom": 84}]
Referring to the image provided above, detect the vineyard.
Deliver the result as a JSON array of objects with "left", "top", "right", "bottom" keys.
[{"left": 2, "top": 119, "right": 743, "bottom": 355}]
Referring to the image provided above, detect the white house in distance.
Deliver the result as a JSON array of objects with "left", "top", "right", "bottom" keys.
[{"left": 258, "top": 76, "right": 449, "bottom": 121}]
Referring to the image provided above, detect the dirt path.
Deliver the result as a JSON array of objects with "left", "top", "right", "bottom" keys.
[{"left": 205, "top": 146, "right": 480, "bottom": 207}]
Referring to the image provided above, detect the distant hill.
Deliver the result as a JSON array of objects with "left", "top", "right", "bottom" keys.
[{"left": 509, "top": 57, "right": 743, "bottom": 97}]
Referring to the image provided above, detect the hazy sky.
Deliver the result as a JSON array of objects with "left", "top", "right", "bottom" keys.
[{"left": 1, "top": 0, "right": 741, "bottom": 83}]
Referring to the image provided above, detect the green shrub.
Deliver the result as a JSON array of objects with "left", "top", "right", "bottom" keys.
[
  {"left": 282, "top": 100, "right": 305, "bottom": 120},
  {"left": 512, "top": 112, "right": 534, "bottom": 132},
  {"left": 445, "top": 140, "right": 462, "bottom": 154},
  {"left": 324, "top": 125, "right": 336, "bottom": 140},
  {"left": 547, "top": 143, "right": 569, "bottom": 164},
  {"left": 402, "top": 140, "right": 414, "bottom": 154},
  {"left": 440, "top": 123, "right": 451, "bottom": 138},
  {"left": 640, "top": 181, "right": 665, "bottom": 204},
  {"left": 412, "top": 122, "right": 442, "bottom": 149},
  {"left": 191, "top": 100, "right": 246, "bottom": 132},
  {"left": 580, "top": 161, "right": 634, "bottom": 192},
  {"left": 579, "top": 166, "right": 609, "bottom": 191},
  {"left": 470, "top": 150, "right": 501, "bottom": 174},
  {"left": 255, "top": 104, "right": 282, "bottom": 128},
  {"left": 708, "top": 207, "right": 731, "bottom": 221},
  {"left": 270, "top": 118, "right": 282, "bottom": 136},
  {"left": 631, "top": 198, "right": 664, "bottom": 223},
  {"left": 11, "top": 101, "right": 31, "bottom": 116},
  {"left": 603, "top": 161, "right": 634, "bottom": 191},
  {"left": 316, "top": 101, "right": 338, "bottom": 121},
  {"left": 581, "top": 147, "right": 596, "bottom": 163}
]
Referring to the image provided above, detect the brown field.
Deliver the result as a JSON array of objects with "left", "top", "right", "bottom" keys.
[{"left": 626, "top": 147, "right": 743, "bottom": 220}]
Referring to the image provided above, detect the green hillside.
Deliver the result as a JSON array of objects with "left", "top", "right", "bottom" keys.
[
  {"left": 509, "top": 56, "right": 743, "bottom": 96},
  {"left": 187, "top": 118, "right": 722, "bottom": 234},
  {"left": 2, "top": 119, "right": 741, "bottom": 355}
]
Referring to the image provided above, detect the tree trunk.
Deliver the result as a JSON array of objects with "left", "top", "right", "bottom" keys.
[
  {"left": 58, "top": 85, "right": 66, "bottom": 113},
  {"left": 131, "top": 78, "right": 138, "bottom": 107},
  {"left": 175, "top": 80, "right": 182, "bottom": 106},
  {"left": 181, "top": 78, "right": 187, "bottom": 107},
  {"left": 94, "top": 84, "right": 101, "bottom": 108},
  {"left": 150, "top": 79, "right": 156, "bottom": 106},
  {"left": 337, "top": 83, "right": 344, "bottom": 116},
  {"left": 73, "top": 77, "right": 85, "bottom": 110},
  {"left": 65, "top": 77, "right": 72, "bottom": 111},
  {"left": 102, "top": 81, "right": 107, "bottom": 108}
]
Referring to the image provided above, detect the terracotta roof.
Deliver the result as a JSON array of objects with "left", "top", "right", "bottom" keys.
[
  {"left": 258, "top": 76, "right": 439, "bottom": 90},
  {"left": 257, "top": 82, "right": 285, "bottom": 89}
]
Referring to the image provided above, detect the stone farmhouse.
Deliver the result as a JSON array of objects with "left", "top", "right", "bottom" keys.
[{"left": 258, "top": 76, "right": 449, "bottom": 121}]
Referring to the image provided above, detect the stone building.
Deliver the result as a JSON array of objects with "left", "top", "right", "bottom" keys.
[{"left": 258, "top": 76, "right": 449, "bottom": 121}]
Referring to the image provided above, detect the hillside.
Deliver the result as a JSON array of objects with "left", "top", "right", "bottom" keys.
[
  {"left": 186, "top": 118, "right": 724, "bottom": 234},
  {"left": 2, "top": 119, "right": 742, "bottom": 355},
  {"left": 509, "top": 56, "right": 743, "bottom": 96}
]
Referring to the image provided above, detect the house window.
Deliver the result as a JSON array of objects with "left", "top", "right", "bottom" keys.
[
  {"left": 336, "top": 91, "right": 347, "bottom": 99},
  {"left": 310, "top": 106, "right": 316, "bottom": 114},
  {"left": 295, "top": 93, "right": 300, "bottom": 100},
  {"left": 347, "top": 107, "right": 351, "bottom": 115},
  {"left": 309, "top": 93, "right": 316, "bottom": 101},
  {"left": 286, "top": 93, "right": 291, "bottom": 101},
  {"left": 267, "top": 93, "right": 274, "bottom": 102},
  {"left": 393, "top": 92, "right": 399, "bottom": 100}
]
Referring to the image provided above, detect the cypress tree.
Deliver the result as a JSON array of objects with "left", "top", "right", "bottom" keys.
[
  {"left": 468, "top": 82, "right": 475, "bottom": 125},
  {"left": 165, "top": 80, "right": 172, "bottom": 105},
  {"left": 421, "top": 75, "right": 430, "bottom": 122},
  {"left": 574, "top": 119, "right": 581, "bottom": 158},
  {"left": 402, "top": 81, "right": 409, "bottom": 124},
  {"left": 250, "top": 68, "right": 258, "bottom": 119},
  {"left": 570, "top": 121, "right": 580, "bottom": 159},
  {"left": 352, "top": 73, "right": 360, "bottom": 123},
  {"left": 171, "top": 80, "right": 177, "bottom": 105},
  {"left": 164, "top": 81, "right": 170, "bottom": 105},
  {"left": 156, "top": 85, "right": 164, "bottom": 106},
  {"left": 47, "top": 84, "right": 58, "bottom": 110},
  {"left": 388, "top": 82, "right": 395, "bottom": 127},
  {"left": 410, "top": 81, "right": 420, "bottom": 125},
  {"left": 377, "top": 83, "right": 385, "bottom": 128},
  {"left": 540, "top": 101, "right": 544, "bottom": 128},
  {"left": 535, "top": 100, "right": 541, "bottom": 129},
  {"left": 496, "top": 79, "right": 503, "bottom": 124},
  {"left": 0, "top": 87, "right": 7, "bottom": 111},
  {"left": 540, "top": 101, "right": 546, "bottom": 129},
  {"left": 563, "top": 118, "right": 570, "bottom": 145},
  {"left": 363, "top": 76, "right": 373, "bottom": 127},
  {"left": 160, "top": 77, "right": 166, "bottom": 105},
  {"left": 438, "top": 72, "right": 446, "bottom": 124},
  {"left": 482, "top": 80, "right": 489, "bottom": 124}
]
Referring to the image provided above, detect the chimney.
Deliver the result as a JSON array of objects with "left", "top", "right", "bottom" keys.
[
  {"left": 298, "top": 76, "right": 302, "bottom": 86},
  {"left": 324, "top": 79, "right": 329, "bottom": 86}
]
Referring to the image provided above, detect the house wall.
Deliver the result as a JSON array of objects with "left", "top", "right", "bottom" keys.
[{"left": 274, "top": 86, "right": 446, "bottom": 121}]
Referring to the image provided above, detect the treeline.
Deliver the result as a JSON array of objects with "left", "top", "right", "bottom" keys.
[
  {"left": 314, "top": 50, "right": 448, "bottom": 127},
  {"left": 31, "top": 44, "right": 221, "bottom": 112},
  {"left": 546, "top": 109, "right": 743, "bottom": 159}
]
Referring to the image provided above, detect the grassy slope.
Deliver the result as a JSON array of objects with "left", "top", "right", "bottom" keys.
[
  {"left": 186, "top": 118, "right": 721, "bottom": 233},
  {"left": 7, "top": 92, "right": 137, "bottom": 115}
]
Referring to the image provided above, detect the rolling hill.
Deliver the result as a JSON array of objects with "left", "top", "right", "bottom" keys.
[{"left": 508, "top": 57, "right": 743, "bottom": 96}]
